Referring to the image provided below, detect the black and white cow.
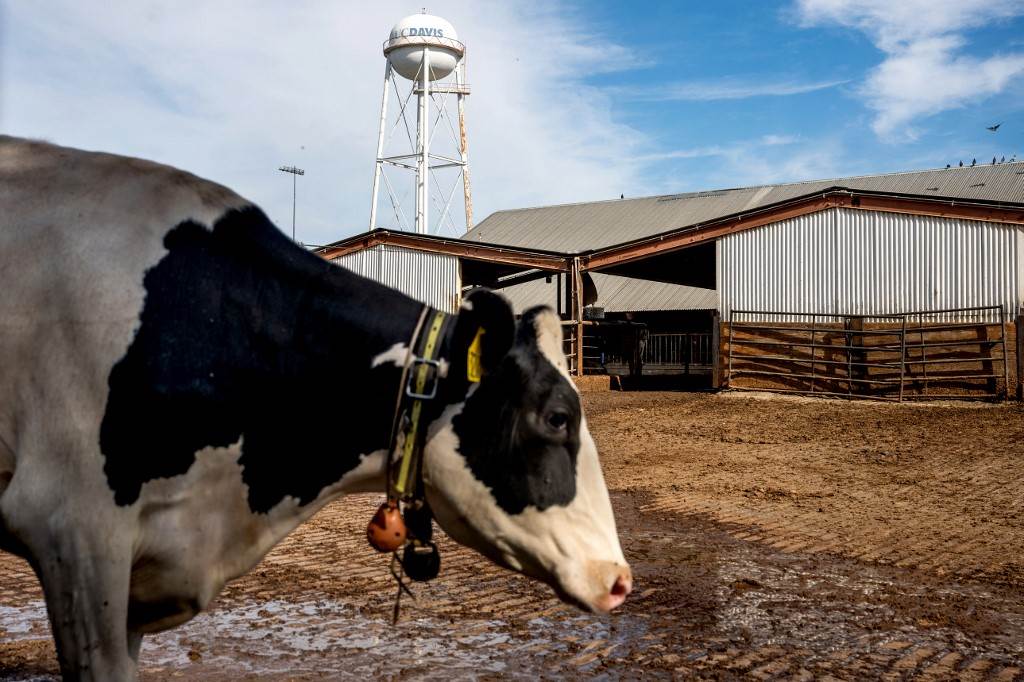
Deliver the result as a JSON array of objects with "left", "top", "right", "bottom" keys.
[{"left": 0, "top": 137, "right": 630, "bottom": 680}]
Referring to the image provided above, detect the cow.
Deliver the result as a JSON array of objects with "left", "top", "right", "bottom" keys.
[{"left": 0, "top": 136, "right": 631, "bottom": 681}]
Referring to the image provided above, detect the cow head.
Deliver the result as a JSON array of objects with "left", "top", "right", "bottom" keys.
[{"left": 423, "top": 289, "right": 631, "bottom": 613}]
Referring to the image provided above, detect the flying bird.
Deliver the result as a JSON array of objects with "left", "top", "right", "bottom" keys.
[{"left": 986, "top": 123, "right": 1001, "bottom": 132}]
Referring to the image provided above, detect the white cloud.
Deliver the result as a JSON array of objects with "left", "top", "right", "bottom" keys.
[
  {"left": 641, "top": 135, "right": 851, "bottom": 195},
  {"left": 615, "top": 78, "right": 846, "bottom": 102},
  {"left": 757, "top": 134, "right": 801, "bottom": 147},
  {"left": 0, "top": 1, "right": 649, "bottom": 244},
  {"left": 722, "top": 138, "right": 849, "bottom": 187},
  {"left": 637, "top": 134, "right": 800, "bottom": 162},
  {"left": 794, "top": 0, "right": 1024, "bottom": 139}
]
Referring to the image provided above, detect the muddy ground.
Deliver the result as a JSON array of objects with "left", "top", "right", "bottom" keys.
[{"left": 2, "top": 391, "right": 1024, "bottom": 680}]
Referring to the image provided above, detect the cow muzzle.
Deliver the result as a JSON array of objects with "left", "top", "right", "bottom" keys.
[
  {"left": 552, "top": 560, "right": 633, "bottom": 614},
  {"left": 589, "top": 560, "right": 633, "bottom": 613},
  {"left": 601, "top": 566, "right": 633, "bottom": 612}
]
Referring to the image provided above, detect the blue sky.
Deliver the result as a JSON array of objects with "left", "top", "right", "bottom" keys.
[
  {"left": 3, "top": 1, "right": 1023, "bottom": 246},
  {"left": 586, "top": 0, "right": 1024, "bottom": 193}
]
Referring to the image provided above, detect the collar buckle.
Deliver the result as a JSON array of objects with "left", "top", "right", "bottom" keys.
[{"left": 405, "top": 357, "right": 441, "bottom": 400}]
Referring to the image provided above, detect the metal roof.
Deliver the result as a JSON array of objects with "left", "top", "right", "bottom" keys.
[
  {"left": 501, "top": 272, "right": 716, "bottom": 314},
  {"left": 466, "top": 162, "right": 1024, "bottom": 252}
]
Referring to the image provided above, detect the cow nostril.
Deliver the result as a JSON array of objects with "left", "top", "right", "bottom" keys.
[
  {"left": 610, "top": 574, "right": 631, "bottom": 598},
  {"left": 598, "top": 572, "right": 632, "bottom": 612}
]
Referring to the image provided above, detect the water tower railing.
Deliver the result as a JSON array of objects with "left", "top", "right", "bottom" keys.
[
  {"left": 382, "top": 35, "right": 466, "bottom": 55},
  {"left": 414, "top": 83, "right": 471, "bottom": 95}
]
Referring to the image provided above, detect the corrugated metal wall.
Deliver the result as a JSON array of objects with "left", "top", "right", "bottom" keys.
[
  {"left": 718, "top": 208, "right": 1022, "bottom": 322},
  {"left": 331, "top": 245, "right": 460, "bottom": 312}
]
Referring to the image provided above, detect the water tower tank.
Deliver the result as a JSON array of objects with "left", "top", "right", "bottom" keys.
[{"left": 384, "top": 13, "right": 463, "bottom": 81}]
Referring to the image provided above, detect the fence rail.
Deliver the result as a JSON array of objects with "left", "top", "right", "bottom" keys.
[{"left": 726, "top": 306, "right": 1009, "bottom": 401}]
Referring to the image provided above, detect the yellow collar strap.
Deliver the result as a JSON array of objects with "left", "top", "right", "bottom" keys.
[{"left": 391, "top": 308, "right": 450, "bottom": 501}]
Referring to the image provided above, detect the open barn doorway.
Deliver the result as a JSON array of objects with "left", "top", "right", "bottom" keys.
[
  {"left": 574, "top": 240, "right": 719, "bottom": 389},
  {"left": 579, "top": 309, "right": 717, "bottom": 390}
]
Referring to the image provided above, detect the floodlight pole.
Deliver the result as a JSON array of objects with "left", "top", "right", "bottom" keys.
[{"left": 278, "top": 165, "right": 305, "bottom": 241}]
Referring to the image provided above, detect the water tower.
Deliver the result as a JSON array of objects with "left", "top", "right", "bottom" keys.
[{"left": 369, "top": 12, "right": 472, "bottom": 235}]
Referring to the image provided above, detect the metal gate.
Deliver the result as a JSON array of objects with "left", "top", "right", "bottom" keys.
[
  {"left": 726, "top": 306, "right": 1009, "bottom": 401},
  {"left": 643, "top": 333, "right": 713, "bottom": 374},
  {"left": 564, "top": 324, "right": 714, "bottom": 377}
]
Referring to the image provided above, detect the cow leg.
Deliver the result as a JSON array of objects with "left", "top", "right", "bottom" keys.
[{"left": 30, "top": 525, "right": 138, "bottom": 681}]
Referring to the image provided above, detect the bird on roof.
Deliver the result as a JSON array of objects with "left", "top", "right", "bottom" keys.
[
  {"left": 959, "top": 160, "right": 964, "bottom": 167},
  {"left": 987, "top": 123, "right": 1001, "bottom": 132},
  {"left": 1001, "top": 156, "right": 1006, "bottom": 163},
  {"left": 620, "top": 193, "right": 624, "bottom": 199},
  {"left": 971, "top": 158, "right": 977, "bottom": 166},
  {"left": 946, "top": 164, "right": 951, "bottom": 168},
  {"left": 993, "top": 156, "right": 997, "bottom": 164}
]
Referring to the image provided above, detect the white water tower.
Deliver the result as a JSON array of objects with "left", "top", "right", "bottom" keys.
[{"left": 369, "top": 12, "right": 473, "bottom": 235}]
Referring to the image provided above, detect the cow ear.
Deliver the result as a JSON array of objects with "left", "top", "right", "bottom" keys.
[{"left": 451, "top": 288, "right": 515, "bottom": 382}]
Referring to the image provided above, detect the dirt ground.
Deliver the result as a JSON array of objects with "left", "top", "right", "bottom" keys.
[{"left": 2, "top": 391, "right": 1024, "bottom": 680}]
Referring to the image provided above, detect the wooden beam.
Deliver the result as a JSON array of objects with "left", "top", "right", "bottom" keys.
[
  {"left": 317, "top": 232, "right": 570, "bottom": 272},
  {"left": 385, "top": 233, "right": 570, "bottom": 270},
  {"left": 852, "top": 194, "right": 1024, "bottom": 225},
  {"left": 316, "top": 235, "right": 386, "bottom": 260},
  {"left": 491, "top": 269, "right": 552, "bottom": 290}
]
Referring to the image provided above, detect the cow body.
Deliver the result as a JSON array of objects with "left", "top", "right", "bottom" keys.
[{"left": 0, "top": 137, "right": 629, "bottom": 681}]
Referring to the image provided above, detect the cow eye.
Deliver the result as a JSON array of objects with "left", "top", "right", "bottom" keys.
[{"left": 545, "top": 410, "right": 569, "bottom": 432}]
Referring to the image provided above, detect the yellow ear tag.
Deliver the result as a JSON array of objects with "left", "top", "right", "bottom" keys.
[{"left": 467, "top": 327, "right": 486, "bottom": 382}]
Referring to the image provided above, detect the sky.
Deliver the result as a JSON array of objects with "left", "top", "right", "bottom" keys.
[{"left": 2, "top": 0, "right": 1023, "bottom": 247}]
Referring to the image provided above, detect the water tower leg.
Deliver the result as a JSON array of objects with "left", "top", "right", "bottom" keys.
[
  {"left": 369, "top": 62, "right": 392, "bottom": 231},
  {"left": 415, "top": 48, "right": 432, "bottom": 234},
  {"left": 457, "top": 59, "right": 473, "bottom": 231}
]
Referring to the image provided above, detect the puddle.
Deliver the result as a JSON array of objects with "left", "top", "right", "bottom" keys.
[
  {"left": 0, "top": 603, "right": 49, "bottom": 641},
  {"left": 0, "top": 591, "right": 650, "bottom": 678},
  {"left": 138, "top": 598, "right": 650, "bottom": 678}
]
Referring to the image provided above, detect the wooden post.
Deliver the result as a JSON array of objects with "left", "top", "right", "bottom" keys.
[
  {"left": 712, "top": 311, "right": 722, "bottom": 389},
  {"left": 573, "top": 258, "right": 584, "bottom": 376},
  {"left": 849, "top": 316, "right": 865, "bottom": 380},
  {"left": 560, "top": 266, "right": 573, "bottom": 374},
  {"left": 555, "top": 272, "right": 562, "bottom": 319},
  {"left": 561, "top": 270, "right": 571, "bottom": 321},
  {"left": 684, "top": 332, "right": 691, "bottom": 376},
  {"left": 1016, "top": 308, "right": 1023, "bottom": 401}
]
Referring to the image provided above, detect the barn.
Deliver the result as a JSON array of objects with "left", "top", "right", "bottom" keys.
[{"left": 317, "top": 162, "right": 1024, "bottom": 400}]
